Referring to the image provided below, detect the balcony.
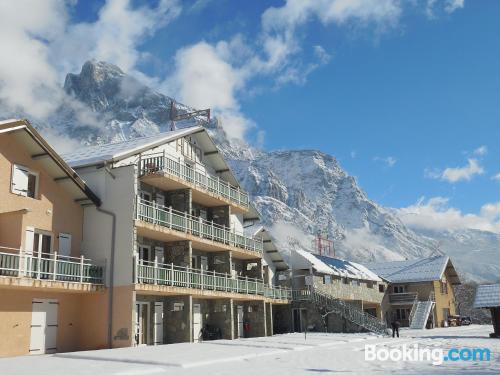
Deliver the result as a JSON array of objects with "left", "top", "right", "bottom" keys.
[
  {"left": 389, "top": 292, "right": 418, "bottom": 305},
  {"left": 139, "top": 154, "right": 249, "bottom": 212},
  {"left": 135, "top": 260, "right": 291, "bottom": 301},
  {"left": 0, "top": 247, "right": 105, "bottom": 287},
  {"left": 135, "top": 198, "right": 263, "bottom": 256}
]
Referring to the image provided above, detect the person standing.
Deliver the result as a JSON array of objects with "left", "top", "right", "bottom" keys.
[{"left": 391, "top": 318, "right": 400, "bottom": 338}]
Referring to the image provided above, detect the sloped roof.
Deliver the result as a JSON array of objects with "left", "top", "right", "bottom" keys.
[
  {"left": 251, "top": 226, "right": 288, "bottom": 271},
  {"left": 292, "top": 249, "right": 381, "bottom": 282},
  {"left": 0, "top": 119, "right": 101, "bottom": 206},
  {"left": 364, "top": 256, "right": 460, "bottom": 285},
  {"left": 62, "top": 126, "right": 203, "bottom": 168},
  {"left": 473, "top": 284, "right": 500, "bottom": 309}
]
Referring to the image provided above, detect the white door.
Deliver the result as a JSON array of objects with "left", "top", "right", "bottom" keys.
[
  {"left": 237, "top": 306, "right": 244, "bottom": 338},
  {"left": 200, "top": 256, "right": 208, "bottom": 272},
  {"left": 193, "top": 304, "right": 202, "bottom": 343},
  {"left": 155, "top": 246, "right": 165, "bottom": 265},
  {"left": 30, "top": 299, "right": 58, "bottom": 354},
  {"left": 135, "top": 302, "right": 149, "bottom": 346},
  {"left": 138, "top": 245, "right": 151, "bottom": 265},
  {"left": 58, "top": 233, "right": 72, "bottom": 257},
  {"left": 154, "top": 302, "right": 164, "bottom": 345},
  {"left": 155, "top": 194, "right": 165, "bottom": 208}
]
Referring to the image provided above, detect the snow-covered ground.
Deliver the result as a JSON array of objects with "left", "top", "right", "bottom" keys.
[{"left": 1, "top": 325, "right": 498, "bottom": 375}]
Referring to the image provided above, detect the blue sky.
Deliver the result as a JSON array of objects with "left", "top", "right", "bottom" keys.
[{"left": 2, "top": 0, "right": 499, "bottom": 233}]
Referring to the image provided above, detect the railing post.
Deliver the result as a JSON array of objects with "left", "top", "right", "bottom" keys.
[
  {"left": 246, "top": 276, "right": 249, "bottom": 294},
  {"left": 154, "top": 258, "right": 158, "bottom": 285},
  {"left": 184, "top": 212, "right": 188, "bottom": 233},
  {"left": 170, "top": 263, "right": 174, "bottom": 286},
  {"left": 18, "top": 248, "right": 24, "bottom": 277},
  {"left": 133, "top": 256, "right": 138, "bottom": 284},
  {"left": 211, "top": 220, "right": 214, "bottom": 241},
  {"left": 201, "top": 267, "right": 204, "bottom": 291},
  {"left": 225, "top": 273, "right": 228, "bottom": 292},
  {"left": 169, "top": 206, "right": 173, "bottom": 229},
  {"left": 79, "top": 255, "right": 85, "bottom": 283},
  {"left": 52, "top": 251, "right": 58, "bottom": 281}
]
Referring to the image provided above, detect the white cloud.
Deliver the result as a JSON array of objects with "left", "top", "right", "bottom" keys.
[
  {"left": 0, "top": 0, "right": 181, "bottom": 121},
  {"left": 445, "top": 0, "right": 465, "bottom": 13},
  {"left": 398, "top": 196, "right": 500, "bottom": 234},
  {"left": 374, "top": 156, "right": 397, "bottom": 167},
  {"left": 473, "top": 145, "right": 488, "bottom": 156},
  {"left": 441, "top": 158, "right": 484, "bottom": 182},
  {"left": 492, "top": 173, "right": 500, "bottom": 182}
]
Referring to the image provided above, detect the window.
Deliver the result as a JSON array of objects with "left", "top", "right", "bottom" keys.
[
  {"left": 323, "top": 275, "right": 332, "bottom": 284},
  {"left": 343, "top": 278, "right": 350, "bottom": 285},
  {"left": 172, "top": 302, "right": 184, "bottom": 312},
  {"left": 440, "top": 280, "right": 448, "bottom": 294},
  {"left": 393, "top": 285, "right": 406, "bottom": 294},
  {"left": 11, "top": 164, "right": 38, "bottom": 198},
  {"left": 351, "top": 279, "right": 360, "bottom": 287},
  {"left": 379, "top": 284, "right": 385, "bottom": 293},
  {"left": 395, "top": 308, "right": 410, "bottom": 320}
]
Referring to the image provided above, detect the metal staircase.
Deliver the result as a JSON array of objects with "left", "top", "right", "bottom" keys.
[
  {"left": 409, "top": 301, "right": 434, "bottom": 329},
  {"left": 293, "top": 289, "right": 389, "bottom": 336}
]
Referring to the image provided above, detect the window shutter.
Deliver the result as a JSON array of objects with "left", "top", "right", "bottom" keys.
[
  {"left": 25, "top": 227, "right": 35, "bottom": 254},
  {"left": 58, "top": 233, "right": 72, "bottom": 256},
  {"left": 12, "top": 165, "right": 29, "bottom": 196}
]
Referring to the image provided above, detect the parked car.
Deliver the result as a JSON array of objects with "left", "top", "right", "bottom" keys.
[
  {"left": 447, "top": 315, "right": 461, "bottom": 326},
  {"left": 460, "top": 316, "right": 472, "bottom": 325}
]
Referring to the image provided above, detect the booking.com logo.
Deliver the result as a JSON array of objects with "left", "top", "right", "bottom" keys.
[{"left": 365, "top": 344, "right": 491, "bottom": 366}]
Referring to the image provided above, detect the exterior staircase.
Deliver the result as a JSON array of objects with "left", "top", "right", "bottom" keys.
[
  {"left": 293, "top": 289, "right": 389, "bottom": 336},
  {"left": 409, "top": 300, "right": 435, "bottom": 329}
]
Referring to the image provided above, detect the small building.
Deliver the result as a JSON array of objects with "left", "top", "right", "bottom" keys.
[
  {"left": 365, "top": 255, "right": 460, "bottom": 329},
  {"left": 289, "top": 249, "right": 388, "bottom": 334},
  {"left": 0, "top": 119, "right": 105, "bottom": 357},
  {"left": 473, "top": 284, "right": 500, "bottom": 338}
]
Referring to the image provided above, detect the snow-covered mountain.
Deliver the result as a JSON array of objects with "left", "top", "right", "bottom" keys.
[{"left": 4, "top": 60, "right": 498, "bottom": 281}]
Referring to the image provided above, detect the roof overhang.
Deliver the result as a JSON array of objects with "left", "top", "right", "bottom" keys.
[{"left": 0, "top": 119, "right": 101, "bottom": 207}]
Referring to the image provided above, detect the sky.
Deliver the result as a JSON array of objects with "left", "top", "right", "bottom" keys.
[{"left": 1, "top": 0, "right": 499, "bottom": 234}]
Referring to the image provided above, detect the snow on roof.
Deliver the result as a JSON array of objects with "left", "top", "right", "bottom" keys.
[
  {"left": 473, "top": 284, "right": 500, "bottom": 309},
  {"left": 294, "top": 250, "right": 381, "bottom": 282},
  {"left": 364, "top": 256, "right": 459, "bottom": 284},
  {"left": 62, "top": 126, "right": 203, "bottom": 167}
]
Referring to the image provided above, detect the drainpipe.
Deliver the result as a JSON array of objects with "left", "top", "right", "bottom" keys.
[{"left": 97, "top": 207, "right": 116, "bottom": 349}]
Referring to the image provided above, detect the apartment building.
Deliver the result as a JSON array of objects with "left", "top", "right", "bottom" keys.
[
  {"left": 63, "top": 126, "right": 291, "bottom": 348},
  {"left": 287, "top": 249, "right": 388, "bottom": 334},
  {"left": 365, "top": 255, "right": 460, "bottom": 329},
  {"left": 0, "top": 119, "right": 106, "bottom": 357}
]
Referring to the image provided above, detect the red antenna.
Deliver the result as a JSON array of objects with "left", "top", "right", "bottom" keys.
[{"left": 311, "top": 230, "right": 335, "bottom": 257}]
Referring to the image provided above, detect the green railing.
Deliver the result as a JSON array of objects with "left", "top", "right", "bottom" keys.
[
  {"left": 136, "top": 198, "right": 263, "bottom": 254},
  {"left": 135, "top": 260, "right": 291, "bottom": 300},
  {"left": 0, "top": 250, "right": 104, "bottom": 284},
  {"left": 139, "top": 154, "right": 249, "bottom": 208}
]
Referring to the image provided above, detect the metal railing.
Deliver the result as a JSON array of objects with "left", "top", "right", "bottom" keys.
[
  {"left": 0, "top": 248, "right": 104, "bottom": 284},
  {"left": 408, "top": 293, "right": 419, "bottom": 327},
  {"left": 389, "top": 292, "right": 419, "bottom": 304},
  {"left": 136, "top": 198, "right": 263, "bottom": 254},
  {"left": 135, "top": 259, "right": 291, "bottom": 300},
  {"left": 293, "top": 288, "right": 388, "bottom": 335},
  {"left": 139, "top": 153, "right": 249, "bottom": 208}
]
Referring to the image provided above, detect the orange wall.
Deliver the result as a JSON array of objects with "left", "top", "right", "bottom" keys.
[
  {"left": 0, "top": 289, "right": 108, "bottom": 357},
  {"left": 0, "top": 134, "right": 84, "bottom": 256}
]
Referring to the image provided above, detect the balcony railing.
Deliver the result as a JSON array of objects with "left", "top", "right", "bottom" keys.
[
  {"left": 136, "top": 198, "right": 263, "bottom": 254},
  {"left": 0, "top": 247, "right": 104, "bottom": 284},
  {"left": 389, "top": 292, "right": 419, "bottom": 304},
  {"left": 139, "top": 154, "right": 249, "bottom": 208},
  {"left": 135, "top": 259, "right": 291, "bottom": 300}
]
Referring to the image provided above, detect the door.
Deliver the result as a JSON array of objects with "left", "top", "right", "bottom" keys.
[
  {"left": 58, "top": 233, "right": 72, "bottom": 257},
  {"left": 236, "top": 306, "right": 244, "bottom": 338},
  {"left": 292, "top": 308, "right": 303, "bottom": 333},
  {"left": 138, "top": 245, "right": 151, "bottom": 265},
  {"left": 155, "top": 194, "right": 166, "bottom": 223},
  {"left": 30, "top": 299, "right": 58, "bottom": 354},
  {"left": 193, "top": 304, "right": 202, "bottom": 343},
  {"left": 155, "top": 246, "right": 165, "bottom": 265},
  {"left": 135, "top": 302, "right": 149, "bottom": 346},
  {"left": 154, "top": 302, "right": 164, "bottom": 345},
  {"left": 200, "top": 256, "right": 208, "bottom": 272}
]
